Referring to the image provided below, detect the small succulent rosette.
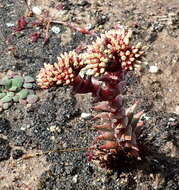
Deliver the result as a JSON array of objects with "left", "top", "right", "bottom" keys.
[{"left": 0, "top": 72, "right": 39, "bottom": 111}]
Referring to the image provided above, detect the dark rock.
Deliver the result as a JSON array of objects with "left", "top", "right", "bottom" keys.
[
  {"left": 8, "top": 130, "right": 31, "bottom": 147},
  {"left": 56, "top": 98, "right": 79, "bottom": 124},
  {"left": 96, "top": 15, "right": 109, "bottom": 26},
  {"left": 0, "top": 138, "right": 11, "bottom": 161},
  {"left": 12, "top": 149, "right": 24, "bottom": 159},
  {"left": 38, "top": 101, "right": 57, "bottom": 123},
  {"left": 145, "top": 31, "right": 158, "bottom": 42},
  {"left": 79, "top": 1, "right": 91, "bottom": 7},
  {"left": 0, "top": 118, "right": 11, "bottom": 135}
]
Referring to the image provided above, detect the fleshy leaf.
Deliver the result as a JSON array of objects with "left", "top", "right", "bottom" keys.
[{"left": 17, "top": 89, "right": 29, "bottom": 99}]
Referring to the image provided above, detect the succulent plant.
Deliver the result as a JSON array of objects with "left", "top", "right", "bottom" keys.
[
  {"left": 36, "top": 51, "right": 84, "bottom": 88},
  {"left": 80, "top": 29, "right": 143, "bottom": 78},
  {"left": 37, "top": 27, "right": 143, "bottom": 89},
  {"left": 88, "top": 101, "right": 144, "bottom": 168},
  {"left": 0, "top": 72, "right": 39, "bottom": 111},
  {"left": 36, "top": 26, "right": 145, "bottom": 169}
]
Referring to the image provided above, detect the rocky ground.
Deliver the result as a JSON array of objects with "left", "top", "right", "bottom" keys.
[{"left": 0, "top": 0, "right": 179, "bottom": 190}]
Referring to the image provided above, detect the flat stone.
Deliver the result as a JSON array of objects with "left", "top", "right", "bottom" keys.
[
  {"left": 81, "top": 112, "right": 92, "bottom": 119},
  {"left": 27, "top": 94, "right": 39, "bottom": 104},
  {"left": 149, "top": 65, "right": 159, "bottom": 73}
]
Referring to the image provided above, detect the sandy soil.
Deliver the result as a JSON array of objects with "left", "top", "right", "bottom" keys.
[{"left": 0, "top": 0, "right": 179, "bottom": 190}]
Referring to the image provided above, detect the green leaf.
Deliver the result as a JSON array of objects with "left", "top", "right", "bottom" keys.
[
  {"left": 8, "top": 86, "right": 17, "bottom": 92},
  {"left": 12, "top": 95, "right": 20, "bottom": 102},
  {"left": 6, "top": 92, "right": 15, "bottom": 97},
  {"left": 11, "top": 76, "right": 24, "bottom": 89},
  {"left": 24, "top": 76, "right": 35, "bottom": 83},
  {"left": 17, "top": 89, "right": 29, "bottom": 99},
  {"left": 0, "top": 93, "right": 6, "bottom": 99},
  {"left": 1, "top": 95, "right": 12, "bottom": 103},
  {"left": 1, "top": 77, "right": 12, "bottom": 89}
]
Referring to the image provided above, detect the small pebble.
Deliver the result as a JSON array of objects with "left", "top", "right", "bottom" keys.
[
  {"left": 149, "top": 65, "right": 159, "bottom": 73},
  {"left": 3, "top": 102, "right": 12, "bottom": 110},
  {"left": 168, "top": 117, "right": 176, "bottom": 122},
  {"left": 50, "top": 136, "right": 55, "bottom": 141},
  {"left": 21, "top": 124, "right": 30, "bottom": 130},
  {"left": 140, "top": 113, "right": 150, "bottom": 121},
  {"left": 20, "top": 126, "right": 26, "bottom": 130},
  {"left": 19, "top": 99, "right": 27, "bottom": 105},
  {"left": 28, "top": 90, "right": 35, "bottom": 95},
  {"left": 72, "top": 175, "right": 78, "bottom": 183},
  {"left": 175, "top": 105, "right": 179, "bottom": 115},
  {"left": 7, "top": 71, "right": 16, "bottom": 78},
  {"left": 49, "top": 125, "right": 56, "bottom": 132},
  {"left": 27, "top": 94, "right": 38, "bottom": 104},
  {"left": 86, "top": 23, "right": 93, "bottom": 30},
  {"left": 81, "top": 112, "right": 92, "bottom": 119},
  {"left": 51, "top": 26, "right": 61, "bottom": 34},
  {"left": 32, "top": 6, "right": 42, "bottom": 15},
  {"left": 12, "top": 149, "right": 24, "bottom": 159},
  {"left": 6, "top": 23, "right": 15, "bottom": 27},
  {"left": 49, "top": 125, "right": 61, "bottom": 133}
]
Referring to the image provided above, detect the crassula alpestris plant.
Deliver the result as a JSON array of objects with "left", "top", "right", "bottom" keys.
[{"left": 36, "top": 26, "right": 144, "bottom": 168}]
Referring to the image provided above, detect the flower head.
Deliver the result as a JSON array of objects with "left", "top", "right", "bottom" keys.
[
  {"left": 80, "top": 28, "right": 144, "bottom": 78},
  {"left": 37, "top": 27, "right": 144, "bottom": 88},
  {"left": 37, "top": 51, "right": 84, "bottom": 88}
]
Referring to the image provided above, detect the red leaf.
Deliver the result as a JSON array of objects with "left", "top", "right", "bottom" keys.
[
  {"left": 13, "top": 16, "right": 27, "bottom": 32},
  {"left": 29, "top": 32, "right": 40, "bottom": 42}
]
